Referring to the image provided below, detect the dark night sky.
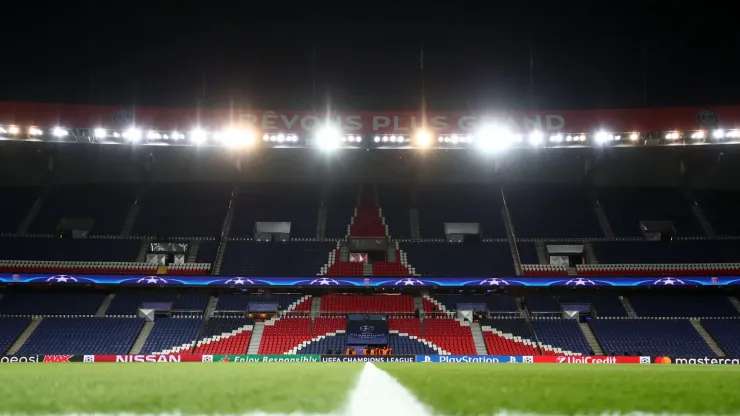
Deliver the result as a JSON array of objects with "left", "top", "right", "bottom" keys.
[{"left": 0, "top": 1, "right": 735, "bottom": 111}]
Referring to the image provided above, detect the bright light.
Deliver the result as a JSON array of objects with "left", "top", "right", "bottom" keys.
[
  {"left": 529, "top": 131, "right": 544, "bottom": 146},
  {"left": 147, "top": 130, "right": 162, "bottom": 140},
  {"left": 629, "top": 132, "right": 640, "bottom": 141},
  {"left": 316, "top": 125, "right": 342, "bottom": 150},
  {"left": 595, "top": 131, "right": 612, "bottom": 143},
  {"left": 28, "top": 127, "right": 43, "bottom": 136},
  {"left": 382, "top": 135, "right": 389, "bottom": 142},
  {"left": 374, "top": 136, "right": 380, "bottom": 143},
  {"left": 190, "top": 129, "right": 207, "bottom": 144},
  {"left": 665, "top": 132, "right": 680, "bottom": 140},
  {"left": 0, "top": 127, "right": 6, "bottom": 134},
  {"left": 8, "top": 125, "right": 19, "bottom": 135},
  {"left": 93, "top": 128, "right": 106, "bottom": 139},
  {"left": 171, "top": 131, "right": 184, "bottom": 140},
  {"left": 52, "top": 127, "right": 68, "bottom": 137},
  {"left": 550, "top": 134, "right": 563, "bottom": 143},
  {"left": 476, "top": 125, "right": 515, "bottom": 152},
  {"left": 690, "top": 131, "right": 705, "bottom": 140},
  {"left": 713, "top": 129, "right": 725, "bottom": 139},
  {"left": 123, "top": 128, "right": 143, "bottom": 142},
  {"left": 218, "top": 128, "right": 255, "bottom": 148},
  {"left": 727, "top": 130, "right": 740, "bottom": 139},
  {"left": 414, "top": 130, "right": 432, "bottom": 148}
]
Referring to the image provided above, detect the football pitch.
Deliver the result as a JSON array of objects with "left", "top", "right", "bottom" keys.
[{"left": 1, "top": 363, "right": 740, "bottom": 415}]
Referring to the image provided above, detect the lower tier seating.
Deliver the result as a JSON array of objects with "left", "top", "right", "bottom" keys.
[
  {"left": 258, "top": 318, "right": 312, "bottom": 354},
  {"left": 0, "top": 318, "right": 31, "bottom": 354},
  {"left": 589, "top": 319, "right": 715, "bottom": 356},
  {"left": 531, "top": 319, "right": 591, "bottom": 355},
  {"left": 295, "top": 333, "right": 347, "bottom": 354},
  {"left": 140, "top": 318, "right": 201, "bottom": 354},
  {"left": 18, "top": 318, "right": 143, "bottom": 355},
  {"left": 700, "top": 319, "right": 740, "bottom": 356},
  {"left": 480, "top": 319, "right": 541, "bottom": 356},
  {"left": 422, "top": 318, "right": 476, "bottom": 355},
  {"left": 0, "top": 292, "right": 105, "bottom": 315},
  {"left": 388, "top": 333, "right": 439, "bottom": 355},
  {"left": 191, "top": 318, "right": 255, "bottom": 355},
  {"left": 389, "top": 318, "right": 422, "bottom": 337}
]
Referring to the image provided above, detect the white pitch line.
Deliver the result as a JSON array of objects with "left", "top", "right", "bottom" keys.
[{"left": 343, "top": 362, "right": 432, "bottom": 416}]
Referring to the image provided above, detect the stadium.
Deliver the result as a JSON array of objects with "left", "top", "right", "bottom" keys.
[{"left": 2, "top": 101, "right": 740, "bottom": 415}]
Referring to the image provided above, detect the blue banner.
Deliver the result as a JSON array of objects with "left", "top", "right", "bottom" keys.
[
  {"left": 416, "top": 355, "right": 525, "bottom": 363},
  {"left": 0, "top": 273, "right": 735, "bottom": 287},
  {"left": 347, "top": 319, "right": 388, "bottom": 344}
]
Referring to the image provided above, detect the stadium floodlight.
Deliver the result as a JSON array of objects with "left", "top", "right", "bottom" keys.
[
  {"left": 727, "top": 129, "right": 740, "bottom": 139},
  {"left": 595, "top": 131, "right": 612, "bottom": 144},
  {"left": 28, "top": 126, "right": 43, "bottom": 136},
  {"left": 8, "top": 125, "right": 19, "bottom": 135},
  {"left": 549, "top": 133, "right": 563, "bottom": 143},
  {"left": 52, "top": 127, "right": 68, "bottom": 138},
  {"left": 665, "top": 131, "right": 680, "bottom": 140},
  {"left": 123, "top": 128, "right": 143, "bottom": 142},
  {"left": 0, "top": 126, "right": 5, "bottom": 134},
  {"left": 147, "top": 130, "right": 162, "bottom": 140},
  {"left": 629, "top": 132, "right": 640, "bottom": 141},
  {"left": 382, "top": 135, "right": 389, "bottom": 142},
  {"left": 713, "top": 129, "right": 724, "bottom": 139},
  {"left": 374, "top": 136, "right": 381, "bottom": 143},
  {"left": 94, "top": 128, "right": 107, "bottom": 139},
  {"left": 171, "top": 131, "right": 185, "bottom": 140},
  {"left": 316, "top": 125, "right": 342, "bottom": 150},
  {"left": 189, "top": 128, "right": 207, "bottom": 144},
  {"left": 217, "top": 128, "right": 254, "bottom": 148},
  {"left": 528, "top": 131, "right": 544, "bottom": 146},
  {"left": 476, "top": 124, "right": 515, "bottom": 152},
  {"left": 415, "top": 130, "right": 432, "bottom": 148}
]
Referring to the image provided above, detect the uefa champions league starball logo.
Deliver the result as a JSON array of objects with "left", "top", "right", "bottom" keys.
[
  {"left": 565, "top": 278, "right": 596, "bottom": 286},
  {"left": 395, "top": 278, "right": 425, "bottom": 286},
  {"left": 224, "top": 277, "right": 254, "bottom": 285},
  {"left": 45, "top": 275, "right": 78, "bottom": 283},
  {"left": 309, "top": 278, "right": 340, "bottom": 285},
  {"left": 478, "top": 278, "right": 510, "bottom": 286},
  {"left": 136, "top": 276, "right": 169, "bottom": 284},
  {"left": 653, "top": 277, "right": 685, "bottom": 286}
]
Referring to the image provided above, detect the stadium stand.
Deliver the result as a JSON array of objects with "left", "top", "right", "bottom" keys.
[
  {"left": 480, "top": 318, "right": 541, "bottom": 356},
  {"left": 387, "top": 333, "right": 440, "bottom": 355},
  {"left": 415, "top": 186, "right": 506, "bottom": 238},
  {"left": 627, "top": 294, "right": 739, "bottom": 317},
  {"left": 0, "top": 292, "right": 105, "bottom": 315},
  {"left": 106, "top": 292, "right": 178, "bottom": 316},
  {"left": 230, "top": 184, "right": 320, "bottom": 239},
  {"left": 524, "top": 294, "right": 562, "bottom": 313},
  {"left": 400, "top": 242, "right": 515, "bottom": 276},
  {"left": 0, "top": 318, "right": 31, "bottom": 354},
  {"left": 258, "top": 317, "right": 312, "bottom": 354},
  {"left": 588, "top": 319, "right": 716, "bottom": 356},
  {"left": 700, "top": 319, "right": 740, "bottom": 356},
  {"left": 0, "top": 186, "right": 39, "bottom": 234},
  {"left": 504, "top": 186, "right": 602, "bottom": 238},
  {"left": 132, "top": 184, "right": 231, "bottom": 237},
  {"left": 219, "top": 241, "right": 333, "bottom": 277},
  {"left": 531, "top": 318, "right": 591, "bottom": 355},
  {"left": 557, "top": 293, "right": 627, "bottom": 317},
  {"left": 591, "top": 240, "right": 740, "bottom": 264},
  {"left": 192, "top": 318, "right": 254, "bottom": 355},
  {"left": 295, "top": 333, "right": 347, "bottom": 354},
  {"left": 324, "top": 185, "right": 359, "bottom": 239},
  {"left": 140, "top": 317, "right": 201, "bottom": 354},
  {"left": 422, "top": 318, "right": 476, "bottom": 355},
  {"left": 430, "top": 294, "right": 519, "bottom": 313},
  {"left": 694, "top": 190, "right": 740, "bottom": 236},
  {"left": 320, "top": 294, "right": 414, "bottom": 315},
  {"left": 29, "top": 185, "right": 136, "bottom": 235},
  {"left": 388, "top": 317, "right": 423, "bottom": 337},
  {"left": 377, "top": 185, "right": 411, "bottom": 239},
  {"left": 216, "top": 294, "right": 309, "bottom": 312},
  {"left": 17, "top": 317, "right": 143, "bottom": 355},
  {"left": 0, "top": 237, "right": 140, "bottom": 262},
  {"left": 597, "top": 187, "right": 704, "bottom": 237}
]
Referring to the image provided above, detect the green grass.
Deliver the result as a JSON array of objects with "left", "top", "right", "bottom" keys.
[
  {"left": 1, "top": 363, "right": 740, "bottom": 415},
  {"left": 380, "top": 363, "right": 740, "bottom": 415},
  {"left": 0, "top": 363, "right": 362, "bottom": 414}
]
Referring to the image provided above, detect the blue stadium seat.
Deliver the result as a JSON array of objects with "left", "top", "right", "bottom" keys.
[
  {"left": 198, "top": 317, "right": 255, "bottom": 340},
  {"left": 29, "top": 185, "right": 136, "bottom": 235},
  {"left": 378, "top": 185, "right": 411, "bottom": 238},
  {"left": 557, "top": 294, "right": 627, "bottom": 317},
  {"left": 139, "top": 317, "right": 201, "bottom": 354},
  {"left": 173, "top": 293, "right": 210, "bottom": 311},
  {"left": 295, "top": 333, "right": 347, "bottom": 354},
  {"left": 402, "top": 242, "right": 515, "bottom": 276},
  {"left": 589, "top": 319, "right": 715, "bottom": 356},
  {"left": 434, "top": 295, "right": 518, "bottom": 312},
  {"left": 480, "top": 318, "right": 535, "bottom": 339},
  {"left": 18, "top": 317, "right": 143, "bottom": 355},
  {"left": 195, "top": 241, "right": 219, "bottom": 264},
  {"left": 524, "top": 294, "right": 561, "bottom": 313},
  {"left": 593, "top": 240, "right": 740, "bottom": 264},
  {"left": 106, "top": 292, "right": 178, "bottom": 316},
  {"left": 388, "top": 333, "right": 438, "bottom": 355},
  {"left": 324, "top": 185, "right": 358, "bottom": 239},
  {"left": 517, "top": 242, "right": 539, "bottom": 264},
  {"left": 219, "top": 241, "right": 333, "bottom": 276},
  {"left": 0, "top": 292, "right": 105, "bottom": 315},
  {"left": 531, "top": 319, "right": 591, "bottom": 354},
  {"left": 694, "top": 190, "right": 740, "bottom": 236},
  {"left": 216, "top": 294, "right": 304, "bottom": 311},
  {"left": 0, "top": 318, "right": 31, "bottom": 354}
]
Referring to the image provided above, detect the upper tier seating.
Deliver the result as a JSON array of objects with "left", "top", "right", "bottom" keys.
[
  {"left": 133, "top": 184, "right": 231, "bottom": 237},
  {"left": 0, "top": 187, "right": 38, "bottom": 234},
  {"left": 219, "top": 241, "right": 333, "bottom": 276},
  {"left": 531, "top": 319, "right": 591, "bottom": 355},
  {"left": 195, "top": 241, "right": 219, "bottom": 264},
  {"left": 371, "top": 260, "right": 413, "bottom": 277},
  {"left": 700, "top": 319, "right": 740, "bottom": 356},
  {"left": 556, "top": 293, "right": 627, "bottom": 317},
  {"left": 312, "top": 317, "right": 346, "bottom": 335},
  {"left": 505, "top": 186, "right": 602, "bottom": 238},
  {"left": 416, "top": 186, "right": 505, "bottom": 238},
  {"left": 598, "top": 187, "right": 703, "bottom": 237},
  {"left": 230, "top": 184, "right": 321, "bottom": 239},
  {"left": 215, "top": 294, "right": 307, "bottom": 312},
  {"left": 172, "top": 293, "right": 210, "bottom": 311},
  {"left": 350, "top": 207, "right": 386, "bottom": 238},
  {"left": 320, "top": 295, "right": 414, "bottom": 315},
  {"left": 432, "top": 294, "right": 519, "bottom": 313},
  {"left": 258, "top": 317, "right": 312, "bottom": 354},
  {"left": 18, "top": 317, "right": 143, "bottom": 355},
  {"left": 694, "top": 190, "right": 740, "bottom": 236},
  {"left": 0, "top": 292, "right": 105, "bottom": 315},
  {"left": 522, "top": 264, "right": 569, "bottom": 276},
  {"left": 0, "top": 237, "right": 140, "bottom": 262},
  {"left": 628, "top": 294, "right": 739, "bottom": 317},
  {"left": 106, "top": 292, "right": 178, "bottom": 316},
  {"left": 0, "top": 260, "right": 157, "bottom": 275},
  {"left": 589, "top": 319, "right": 715, "bottom": 356},
  {"left": 325, "top": 260, "right": 363, "bottom": 277},
  {"left": 577, "top": 263, "right": 740, "bottom": 277},
  {"left": 324, "top": 185, "right": 359, "bottom": 239},
  {"left": 422, "top": 318, "right": 476, "bottom": 355},
  {"left": 0, "top": 318, "right": 30, "bottom": 354},
  {"left": 29, "top": 185, "right": 136, "bottom": 235},
  {"left": 401, "top": 242, "right": 515, "bottom": 276},
  {"left": 377, "top": 185, "right": 411, "bottom": 239},
  {"left": 140, "top": 318, "right": 201, "bottom": 354},
  {"left": 592, "top": 240, "right": 740, "bottom": 264},
  {"left": 388, "top": 333, "right": 439, "bottom": 355},
  {"left": 524, "top": 294, "right": 562, "bottom": 313}
]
